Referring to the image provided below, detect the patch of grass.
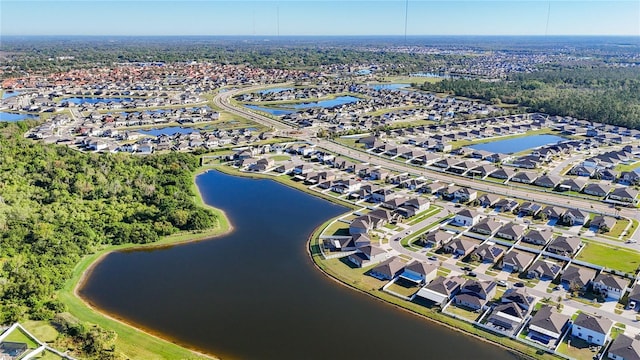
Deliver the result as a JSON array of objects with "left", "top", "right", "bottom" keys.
[
  {"left": 386, "top": 279, "right": 421, "bottom": 297},
  {"left": 607, "top": 218, "right": 630, "bottom": 238},
  {"left": 270, "top": 155, "right": 291, "bottom": 162},
  {"left": 576, "top": 241, "right": 640, "bottom": 274},
  {"left": 615, "top": 161, "right": 640, "bottom": 173},
  {"left": 557, "top": 335, "right": 601, "bottom": 360},
  {"left": 22, "top": 320, "right": 59, "bottom": 343},
  {"left": 2, "top": 327, "right": 39, "bottom": 349},
  {"left": 446, "top": 304, "right": 481, "bottom": 322}
]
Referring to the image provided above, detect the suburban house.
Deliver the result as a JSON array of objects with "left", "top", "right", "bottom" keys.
[
  {"left": 347, "top": 245, "right": 388, "bottom": 268},
  {"left": 454, "top": 209, "right": 482, "bottom": 226},
  {"left": 443, "top": 238, "right": 477, "bottom": 257},
  {"left": 471, "top": 218, "right": 503, "bottom": 236},
  {"left": 494, "top": 198, "right": 519, "bottom": 213},
  {"left": 593, "top": 273, "right": 628, "bottom": 300},
  {"left": 501, "top": 250, "right": 535, "bottom": 273},
  {"left": 490, "top": 168, "right": 515, "bottom": 180},
  {"left": 349, "top": 209, "right": 393, "bottom": 235},
  {"left": 607, "top": 334, "right": 640, "bottom": 360},
  {"left": 583, "top": 183, "right": 610, "bottom": 197},
  {"left": 547, "top": 236, "right": 582, "bottom": 257},
  {"left": 471, "top": 242, "right": 505, "bottom": 263},
  {"left": 501, "top": 288, "right": 535, "bottom": 311},
  {"left": 609, "top": 187, "right": 639, "bottom": 205},
  {"left": 522, "top": 228, "right": 554, "bottom": 245},
  {"left": 511, "top": 171, "right": 538, "bottom": 184},
  {"left": 486, "top": 302, "right": 526, "bottom": 332},
  {"left": 478, "top": 193, "right": 501, "bottom": 207},
  {"left": 399, "top": 261, "right": 438, "bottom": 285},
  {"left": 371, "top": 189, "right": 396, "bottom": 203},
  {"left": 560, "top": 265, "right": 596, "bottom": 291},
  {"left": 534, "top": 174, "right": 563, "bottom": 188},
  {"left": 559, "top": 178, "right": 587, "bottom": 192},
  {"left": 562, "top": 208, "right": 589, "bottom": 226},
  {"left": 519, "top": 202, "right": 542, "bottom": 216},
  {"left": 590, "top": 216, "right": 616, "bottom": 231},
  {"left": 571, "top": 312, "right": 613, "bottom": 346},
  {"left": 369, "top": 257, "right": 406, "bottom": 280},
  {"left": 421, "top": 230, "right": 454, "bottom": 248},
  {"left": 540, "top": 206, "right": 566, "bottom": 220},
  {"left": 453, "top": 187, "right": 478, "bottom": 203},
  {"left": 496, "top": 223, "right": 527, "bottom": 241},
  {"left": 415, "top": 275, "right": 465, "bottom": 305},
  {"left": 628, "top": 283, "right": 640, "bottom": 308},
  {"left": 527, "top": 305, "right": 569, "bottom": 344},
  {"left": 453, "top": 280, "right": 497, "bottom": 311},
  {"left": 527, "top": 260, "right": 562, "bottom": 280}
]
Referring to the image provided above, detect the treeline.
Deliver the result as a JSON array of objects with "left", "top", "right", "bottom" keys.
[
  {"left": 420, "top": 67, "right": 640, "bottom": 129},
  {"left": 0, "top": 122, "right": 217, "bottom": 357}
]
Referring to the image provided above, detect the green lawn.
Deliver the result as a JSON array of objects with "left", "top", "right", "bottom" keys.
[
  {"left": 607, "top": 218, "right": 630, "bottom": 238},
  {"left": 22, "top": 320, "right": 59, "bottom": 343},
  {"left": 386, "top": 279, "right": 420, "bottom": 297},
  {"left": 556, "top": 335, "right": 601, "bottom": 360},
  {"left": 615, "top": 161, "right": 640, "bottom": 173},
  {"left": 270, "top": 155, "right": 291, "bottom": 162},
  {"left": 576, "top": 241, "right": 640, "bottom": 274},
  {"left": 32, "top": 350, "right": 65, "bottom": 360},
  {"left": 3, "top": 327, "right": 39, "bottom": 349},
  {"left": 446, "top": 304, "right": 481, "bottom": 322}
]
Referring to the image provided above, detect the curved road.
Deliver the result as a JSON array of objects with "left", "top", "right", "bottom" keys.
[{"left": 213, "top": 87, "right": 640, "bottom": 243}]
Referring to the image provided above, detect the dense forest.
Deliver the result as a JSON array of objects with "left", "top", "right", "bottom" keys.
[
  {"left": 0, "top": 121, "right": 217, "bottom": 357},
  {"left": 420, "top": 67, "right": 640, "bottom": 128}
]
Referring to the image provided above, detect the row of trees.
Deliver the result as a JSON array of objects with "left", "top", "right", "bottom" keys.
[
  {"left": 420, "top": 67, "right": 640, "bottom": 129},
  {"left": 0, "top": 121, "right": 217, "bottom": 358}
]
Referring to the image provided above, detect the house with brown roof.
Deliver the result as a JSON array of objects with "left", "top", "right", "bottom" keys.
[
  {"left": 501, "top": 250, "right": 535, "bottom": 273},
  {"left": 562, "top": 208, "right": 589, "bottom": 226},
  {"left": 496, "top": 223, "right": 527, "bottom": 241},
  {"left": 527, "top": 305, "right": 569, "bottom": 343},
  {"left": 593, "top": 273, "right": 629, "bottom": 300},
  {"left": 420, "top": 230, "right": 454, "bottom": 248},
  {"left": 471, "top": 242, "right": 505, "bottom": 264},
  {"left": 347, "top": 245, "right": 388, "bottom": 268},
  {"left": 511, "top": 171, "right": 538, "bottom": 184},
  {"left": 583, "top": 183, "right": 610, "bottom": 197},
  {"left": 369, "top": 257, "right": 406, "bottom": 280},
  {"left": 560, "top": 265, "right": 596, "bottom": 291},
  {"left": 547, "top": 236, "right": 582, "bottom": 256},
  {"left": 453, "top": 280, "right": 497, "bottom": 310},
  {"left": 523, "top": 228, "right": 554, "bottom": 245},
  {"left": 590, "top": 216, "right": 617, "bottom": 232},
  {"left": 607, "top": 334, "right": 640, "bottom": 360},
  {"left": 399, "top": 261, "right": 438, "bottom": 285},
  {"left": 527, "top": 260, "right": 562, "bottom": 280},
  {"left": 415, "top": 275, "right": 465, "bottom": 305},
  {"left": 534, "top": 174, "right": 563, "bottom": 188},
  {"left": 471, "top": 218, "right": 502, "bottom": 235},
  {"left": 443, "top": 238, "right": 477, "bottom": 257},
  {"left": 572, "top": 312, "right": 613, "bottom": 346},
  {"left": 478, "top": 193, "right": 500, "bottom": 207},
  {"left": 453, "top": 209, "right": 481, "bottom": 226}
]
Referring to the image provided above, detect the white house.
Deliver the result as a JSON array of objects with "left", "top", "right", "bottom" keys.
[
  {"left": 454, "top": 209, "right": 481, "bottom": 226},
  {"left": 593, "top": 273, "right": 628, "bottom": 301},
  {"left": 572, "top": 312, "right": 613, "bottom": 346}
]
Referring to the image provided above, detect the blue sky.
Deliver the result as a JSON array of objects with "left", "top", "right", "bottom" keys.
[{"left": 1, "top": 1, "right": 639, "bottom": 36}]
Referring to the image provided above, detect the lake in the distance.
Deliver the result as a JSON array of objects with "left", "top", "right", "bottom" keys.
[
  {"left": 469, "top": 134, "right": 566, "bottom": 154},
  {"left": 0, "top": 112, "right": 39, "bottom": 122},
  {"left": 136, "top": 126, "right": 198, "bottom": 136},
  {"left": 245, "top": 104, "right": 294, "bottom": 116},
  {"left": 283, "top": 95, "right": 360, "bottom": 109},
  {"left": 61, "top": 97, "right": 134, "bottom": 105},
  {"left": 79, "top": 170, "right": 519, "bottom": 360},
  {"left": 368, "top": 83, "right": 411, "bottom": 90},
  {"left": 258, "top": 87, "right": 294, "bottom": 94}
]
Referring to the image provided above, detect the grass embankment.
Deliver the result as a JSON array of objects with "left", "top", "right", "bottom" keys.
[
  {"left": 576, "top": 241, "right": 640, "bottom": 274},
  {"left": 308, "top": 222, "right": 560, "bottom": 360},
  {"left": 615, "top": 161, "right": 640, "bottom": 173},
  {"left": 51, "top": 168, "right": 235, "bottom": 360}
]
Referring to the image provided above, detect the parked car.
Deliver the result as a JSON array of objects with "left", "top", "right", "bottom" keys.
[
  {"left": 629, "top": 301, "right": 637, "bottom": 310},
  {"left": 497, "top": 280, "right": 508, "bottom": 287},
  {"left": 514, "top": 282, "right": 525, "bottom": 288},
  {"left": 468, "top": 272, "right": 477, "bottom": 277}
]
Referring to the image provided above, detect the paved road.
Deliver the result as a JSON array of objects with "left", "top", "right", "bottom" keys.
[{"left": 212, "top": 87, "right": 640, "bottom": 245}]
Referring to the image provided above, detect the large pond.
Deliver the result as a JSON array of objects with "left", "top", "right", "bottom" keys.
[
  {"left": 469, "top": 134, "right": 566, "bottom": 154},
  {"left": 368, "top": 83, "right": 411, "bottom": 90},
  {"left": 136, "top": 126, "right": 198, "bottom": 136},
  {"left": 0, "top": 112, "right": 39, "bottom": 122},
  {"left": 79, "top": 170, "right": 518, "bottom": 360},
  {"left": 1, "top": 91, "right": 22, "bottom": 99},
  {"left": 257, "top": 87, "right": 294, "bottom": 94},
  {"left": 245, "top": 104, "right": 294, "bottom": 116},
  {"left": 282, "top": 95, "right": 360, "bottom": 109},
  {"left": 61, "top": 97, "right": 134, "bottom": 105}
]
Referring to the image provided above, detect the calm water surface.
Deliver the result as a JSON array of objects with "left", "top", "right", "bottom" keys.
[
  {"left": 469, "top": 134, "right": 566, "bottom": 154},
  {"left": 80, "top": 170, "right": 520, "bottom": 360},
  {"left": 137, "top": 126, "right": 198, "bottom": 136},
  {"left": 368, "top": 83, "right": 410, "bottom": 90},
  {"left": 0, "top": 112, "right": 39, "bottom": 122},
  {"left": 61, "top": 97, "right": 133, "bottom": 105},
  {"left": 245, "top": 104, "right": 294, "bottom": 116}
]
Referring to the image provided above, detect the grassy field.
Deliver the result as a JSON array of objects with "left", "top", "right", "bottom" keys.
[
  {"left": 576, "top": 241, "right": 640, "bottom": 274},
  {"left": 607, "top": 218, "right": 630, "bottom": 238},
  {"left": 615, "top": 161, "right": 640, "bottom": 173},
  {"left": 3, "top": 327, "right": 39, "bottom": 349}
]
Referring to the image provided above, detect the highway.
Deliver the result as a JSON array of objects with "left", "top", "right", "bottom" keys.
[{"left": 212, "top": 87, "right": 640, "bottom": 243}]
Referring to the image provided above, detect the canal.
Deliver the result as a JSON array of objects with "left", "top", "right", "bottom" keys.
[{"left": 79, "top": 170, "right": 520, "bottom": 360}]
